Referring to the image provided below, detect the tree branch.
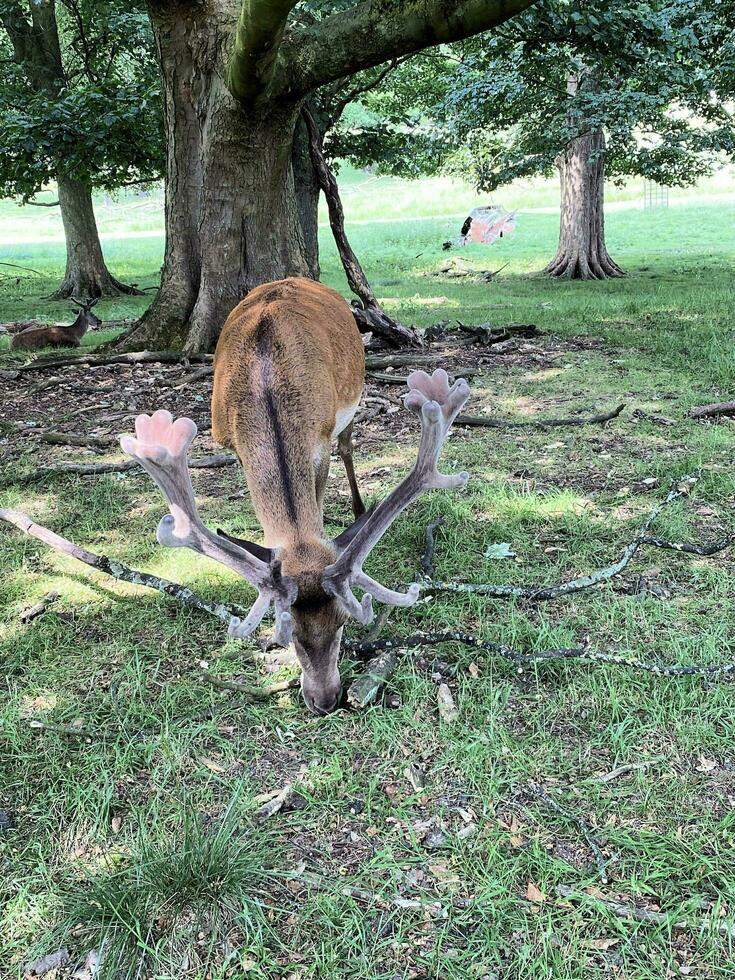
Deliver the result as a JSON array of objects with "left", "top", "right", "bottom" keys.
[
  {"left": 0, "top": 508, "right": 243, "bottom": 624},
  {"left": 277, "top": 0, "right": 539, "bottom": 99},
  {"left": 227, "top": 0, "right": 299, "bottom": 104}
]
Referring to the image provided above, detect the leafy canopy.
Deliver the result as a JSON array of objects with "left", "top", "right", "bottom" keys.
[
  {"left": 0, "top": 0, "right": 163, "bottom": 200},
  {"left": 332, "top": 0, "right": 735, "bottom": 190}
]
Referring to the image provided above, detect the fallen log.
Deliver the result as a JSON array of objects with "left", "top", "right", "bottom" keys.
[
  {"left": 455, "top": 403, "right": 625, "bottom": 430},
  {"left": 15, "top": 350, "right": 212, "bottom": 373},
  {"left": 689, "top": 400, "right": 735, "bottom": 420}
]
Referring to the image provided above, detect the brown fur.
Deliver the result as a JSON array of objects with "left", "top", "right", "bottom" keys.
[
  {"left": 11, "top": 308, "right": 99, "bottom": 351},
  {"left": 212, "top": 277, "right": 365, "bottom": 551}
]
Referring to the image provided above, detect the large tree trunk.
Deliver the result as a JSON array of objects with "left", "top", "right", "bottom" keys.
[
  {"left": 51, "top": 178, "right": 141, "bottom": 299},
  {"left": 292, "top": 116, "right": 321, "bottom": 280},
  {"left": 123, "top": 2, "right": 310, "bottom": 353},
  {"left": 544, "top": 127, "right": 623, "bottom": 281}
]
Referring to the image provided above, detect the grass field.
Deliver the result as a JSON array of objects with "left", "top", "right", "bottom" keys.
[{"left": 1, "top": 174, "right": 735, "bottom": 979}]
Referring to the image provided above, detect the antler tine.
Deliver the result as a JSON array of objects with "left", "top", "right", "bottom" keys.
[
  {"left": 121, "top": 411, "right": 274, "bottom": 588},
  {"left": 323, "top": 369, "right": 470, "bottom": 613}
]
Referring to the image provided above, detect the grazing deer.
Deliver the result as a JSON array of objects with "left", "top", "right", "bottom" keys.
[
  {"left": 11, "top": 297, "right": 100, "bottom": 351},
  {"left": 121, "top": 278, "right": 470, "bottom": 714}
]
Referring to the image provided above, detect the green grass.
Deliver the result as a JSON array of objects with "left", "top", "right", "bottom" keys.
[{"left": 2, "top": 177, "right": 735, "bottom": 978}]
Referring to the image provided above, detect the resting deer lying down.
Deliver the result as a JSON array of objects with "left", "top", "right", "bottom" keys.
[
  {"left": 11, "top": 297, "right": 100, "bottom": 350},
  {"left": 121, "top": 278, "right": 470, "bottom": 714}
]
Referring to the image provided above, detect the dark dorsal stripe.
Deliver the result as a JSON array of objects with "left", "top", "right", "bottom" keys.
[{"left": 254, "top": 313, "right": 298, "bottom": 523}]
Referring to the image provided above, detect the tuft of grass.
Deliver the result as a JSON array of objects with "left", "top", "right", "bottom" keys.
[{"left": 51, "top": 801, "right": 278, "bottom": 980}]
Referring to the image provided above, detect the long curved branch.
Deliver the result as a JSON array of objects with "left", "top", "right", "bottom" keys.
[{"left": 275, "top": 0, "right": 539, "bottom": 100}]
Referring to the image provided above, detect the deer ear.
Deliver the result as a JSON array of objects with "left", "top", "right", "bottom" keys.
[
  {"left": 333, "top": 505, "right": 376, "bottom": 550},
  {"left": 216, "top": 528, "right": 273, "bottom": 563}
]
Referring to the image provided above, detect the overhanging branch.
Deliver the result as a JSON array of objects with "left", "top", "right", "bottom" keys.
[
  {"left": 277, "top": 0, "right": 539, "bottom": 99},
  {"left": 227, "top": 0, "right": 298, "bottom": 104}
]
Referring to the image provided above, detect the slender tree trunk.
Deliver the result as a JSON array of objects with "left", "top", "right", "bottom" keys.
[
  {"left": 301, "top": 106, "right": 420, "bottom": 348},
  {"left": 51, "top": 178, "right": 141, "bottom": 299},
  {"left": 545, "top": 127, "right": 623, "bottom": 280},
  {"left": 123, "top": 1, "right": 310, "bottom": 353}
]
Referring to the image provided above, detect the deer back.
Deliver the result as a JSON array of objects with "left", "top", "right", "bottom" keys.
[
  {"left": 11, "top": 324, "right": 81, "bottom": 350},
  {"left": 212, "top": 278, "right": 364, "bottom": 547}
]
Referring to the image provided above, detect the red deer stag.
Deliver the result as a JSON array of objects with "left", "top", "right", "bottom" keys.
[
  {"left": 121, "top": 278, "right": 469, "bottom": 714},
  {"left": 11, "top": 298, "right": 100, "bottom": 351}
]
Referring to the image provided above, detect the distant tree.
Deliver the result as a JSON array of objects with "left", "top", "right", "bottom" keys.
[
  {"left": 335, "top": 1, "right": 734, "bottom": 279},
  {"left": 0, "top": 0, "right": 163, "bottom": 297}
]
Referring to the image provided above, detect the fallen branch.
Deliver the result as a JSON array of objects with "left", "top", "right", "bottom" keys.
[
  {"left": 423, "top": 476, "right": 732, "bottom": 601},
  {"left": 302, "top": 105, "right": 420, "bottom": 349},
  {"left": 347, "top": 647, "right": 399, "bottom": 709},
  {"left": 556, "top": 884, "right": 735, "bottom": 939},
  {"left": 16, "top": 453, "right": 237, "bottom": 481},
  {"left": 343, "top": 629, "right": 735, "bottom": 680},
  {"left": 0, "top": 261, "right": 43, "bottom": 275},
  {"left": 454, "top": 403, "right": 625, "bottom": 429},
  {"left": 689, "top": 400, "right": 735, "bottom": 420},
  {"left": 0, "top": 508, "right": 242, "bottom": 625},
  {"left": 37, "top": 430, "right": 117, "bottom": 449},
  {"left": 529, "top": 784, "right": 608, "bottom": 883},
  {"left": 365, "top": 352, "right": 441, "bottom": 371},
  {"left": 368, "top": 368, "right": 480, "bottom": 385},
  {"left": 15, "top": 350, "right": 213, "bottom": 373}
]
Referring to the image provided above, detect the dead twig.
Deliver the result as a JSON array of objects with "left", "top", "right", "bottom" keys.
[
  {"left": 529, "top": 783, "right": 609, "bottom": 883},
  {"left": 588, "top": 757, "right": 663, "bottom": 784},
  {"left": 556, "top": 884, "right": 735, "bottom": 938},
  {"left": 455, "top": 403, "right": 625, "bottom": 430},
  {"left": 20, "top": 590, "right": 59, "bottom": 623},
  {"left": 201, "top": 672, "right": 299, "bottom": 699}
]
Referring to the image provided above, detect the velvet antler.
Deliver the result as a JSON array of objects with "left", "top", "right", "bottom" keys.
[
  {"left": 121, "top": 410, "right": 296, "bottom": 642},
  {"left": 323, "top": 369, "right": 470, "bottom": 622}
]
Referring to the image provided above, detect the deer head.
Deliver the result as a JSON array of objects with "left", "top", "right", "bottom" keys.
[
  {"left": 120, "top": 369, "right": 470, "bottom": 713},
  {"left": 70, "top": 297, "right": 101, "bottom": 337}
]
